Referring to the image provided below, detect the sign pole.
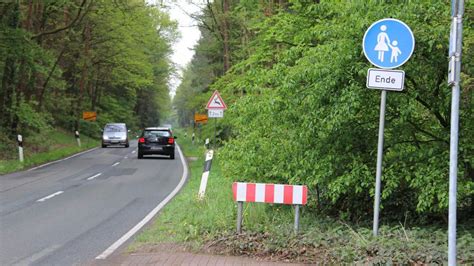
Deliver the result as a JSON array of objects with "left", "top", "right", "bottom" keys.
[
  {"left": 214, "top": 118, "right": 217, "bottom": 149},
  {"left": 373, "top": 90, "right": 386, "bottom": 236},
  {"left": 448, "top": 0, "right": 464, "bottom": 264},
  {"left": 363, "top": 18, "right": 414, "bottom": 237}
]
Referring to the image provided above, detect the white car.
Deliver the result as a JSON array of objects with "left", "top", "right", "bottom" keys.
[{"left": 102, "top": 123, "right": 129, "bottom": 148}]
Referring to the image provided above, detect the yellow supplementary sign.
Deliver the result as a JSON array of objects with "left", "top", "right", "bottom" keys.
[
  {"left": 82, "top": 111, "right": 97, "bottom": 121},
  {"left": 194, "top": 113, "right": 208, "bottom": 123}
]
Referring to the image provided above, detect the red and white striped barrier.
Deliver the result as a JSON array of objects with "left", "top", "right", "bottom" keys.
[
  {"left": 232, "top": 182, "right": 308, "bottom": 234},
  {"left": 232, "top": 182, "right": 307, "bottom": 205}
]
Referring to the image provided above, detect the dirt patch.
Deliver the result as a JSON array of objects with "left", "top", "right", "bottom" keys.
[{"left": 200, "top": 232, "right": 333, "bottom": 264}]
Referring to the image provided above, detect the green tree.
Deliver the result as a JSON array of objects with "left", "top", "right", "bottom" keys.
[
  {"left": 0, "top": 0, "right": 177, "bottom": 142},
  {"left": 176, "top": 0, "right": 473, "bottom": 222}
]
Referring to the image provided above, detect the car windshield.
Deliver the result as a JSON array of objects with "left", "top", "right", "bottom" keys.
[
  {"left": 104, "top": 125, "right": 126, "bottom": 132},
  {"left": 144, "top": 130, "right": 171, "bottom": 138}
]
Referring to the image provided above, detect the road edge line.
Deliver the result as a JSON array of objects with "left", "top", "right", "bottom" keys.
[
  {"left": 27, "top": 147, "right": 99, "bottom": 171},
  {"left": 95, "top": 143, "right": 189, "bottom": 260}
]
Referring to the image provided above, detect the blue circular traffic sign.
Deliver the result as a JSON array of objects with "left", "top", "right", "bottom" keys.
[{"left": 363, "top": 18, "right": 415, "bottom": 69}]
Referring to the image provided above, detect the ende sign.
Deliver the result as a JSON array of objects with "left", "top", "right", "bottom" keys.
[{"left": 366, "top": 68, "right": 405, "bottom": 91}]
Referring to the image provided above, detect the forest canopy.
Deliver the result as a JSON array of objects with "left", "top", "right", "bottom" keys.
[{"left": 0, "top": 0, "right": 177, "bottom": 142}]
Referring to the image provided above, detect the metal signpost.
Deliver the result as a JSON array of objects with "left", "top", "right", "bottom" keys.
[
  {"left": 363, "top": 18, "right": 415, "bottom": 236},
  {"left": 448, "top": 1, "right": 464, "bottom": 264},
  {"left": 206, "top": 91, "right": 227, "bottom": 148}
]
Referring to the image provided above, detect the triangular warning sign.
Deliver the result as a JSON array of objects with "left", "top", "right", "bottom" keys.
[{"left": 206, "top": 91, "right": 227, "bottom": 110}]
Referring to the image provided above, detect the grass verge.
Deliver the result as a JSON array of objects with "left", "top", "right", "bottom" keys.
[
  {"left": 133, "top": 128, "right": 474, "bottom": 264},
  {"left": 0, "top": 129, "right": 99, "bottom": 174}
]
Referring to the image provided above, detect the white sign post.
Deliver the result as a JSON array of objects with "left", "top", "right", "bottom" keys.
[
  {"left": 198, "top": 150, "right": 214, "bottom": 200},
  {"left": 75, "top": 131, "right": 81, "bottom": 147},
  {"left": 363, "top": 18, "right": 415, "bottom": 237},
  {"left": 17, "top": 134, "right": 24, "bottom": 163}
]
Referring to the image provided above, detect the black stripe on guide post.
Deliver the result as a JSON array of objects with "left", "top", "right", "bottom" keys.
[
  {"left": 203, "top": 159, "right": 212, "bottom": 172},
  {"left": 17, "top": 135, "right": 23, "bottom": 147}
]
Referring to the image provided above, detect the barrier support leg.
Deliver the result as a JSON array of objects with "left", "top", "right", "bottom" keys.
[
  {"left": 294, "top": 204, "right": 300, "bottom": 234},
  {"left": 237, "top": 201, "right": 243, "bottom": 234}
]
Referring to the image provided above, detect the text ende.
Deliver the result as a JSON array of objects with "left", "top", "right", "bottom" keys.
[
  {"left": 375, "top": 75, "right": 396, "bottom": 84},
  {"left": 375, "top": 75, "right": 395, "bottom": 84}
]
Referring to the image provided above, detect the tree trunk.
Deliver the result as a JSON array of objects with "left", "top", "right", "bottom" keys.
[
  {"left": 0, "top": 58, "right": 16, "bottom": 131},
  {"left": 38, "top": 47, "right": 66, "bottom": 109},
  {"left": 222, "top": 0, "right": 230, "bottom": 72},
  {"left": 0, "top": 1, "right": 20, "bottom": 135},
  {"left": 75, "top": 21, "right": 91, "bottom": 131},
  {"left": 91, "top": 65, "right": 101, "bottom": 111}
]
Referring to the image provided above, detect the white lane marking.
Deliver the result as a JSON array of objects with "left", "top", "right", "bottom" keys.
[
  {"left": 112, "top": 162, "right": 120, "bottom": 166},
  {"left": 131, "top": 150, "right": 136, "bottom": 154},
  {"left": 13, "top": 245, "right": 61, "bottom": 265},
  {"left": 95, "top": 143, "right": 189, "bottom": 260},
  {"left": 124, "top": 156, "right": 128, "bottom": 159},
  {"left": 28, "top": 147, "right": 99, "bottom": 171},
  {"left": 37, "top": 191, "right": 64, "bottom": 202},
  {"left": 87, "top": 173, "right": 102, "bottom": 181}
]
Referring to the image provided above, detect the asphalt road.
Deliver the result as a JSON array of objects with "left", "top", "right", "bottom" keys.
[{"left": 0, "top": 140, "right": 186, "bottom": 265}]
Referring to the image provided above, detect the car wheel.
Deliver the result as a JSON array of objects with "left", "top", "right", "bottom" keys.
[
  {"left": 125, "top": 142, "right": 129, "bottom": 148},
  {"left": 138, "top": 152, "right": 143, "bottom": 159},
  {"left": 102, "top": 143, "right": 107, "bottom": 148},
  {"left": 170, "top": 151, "right": 175, "bottom": 160}
]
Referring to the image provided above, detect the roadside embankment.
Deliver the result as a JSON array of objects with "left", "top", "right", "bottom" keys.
[
  {"left": 132, "top": 128, "right": 474, "bottom": 264},
  {"left": 0, "top": 128, "right": 98, "bottom": 174}
]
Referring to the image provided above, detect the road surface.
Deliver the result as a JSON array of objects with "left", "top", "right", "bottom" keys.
[{"left": 0, "top": 140, "right": 186, "bottom": 265}]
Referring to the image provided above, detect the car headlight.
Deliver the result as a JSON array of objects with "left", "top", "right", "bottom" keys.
[{"left": 103, "top": 135, "right": 109, "bottom": 140}]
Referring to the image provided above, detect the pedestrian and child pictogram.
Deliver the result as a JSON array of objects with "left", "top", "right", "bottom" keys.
[{"left": 363, "top": 18, "right": 415, "bottom": 69}]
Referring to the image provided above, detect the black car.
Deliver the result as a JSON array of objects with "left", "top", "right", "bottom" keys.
[{"left": 137, "top": 127, "right": 176, "bottom": 159}]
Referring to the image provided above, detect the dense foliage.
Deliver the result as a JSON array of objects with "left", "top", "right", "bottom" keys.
[
  {"left": 174, "top": 1, "right": 473, "bottom": 222},
  {"left": 0, "top": 0, "right": 176, "bottom": 153}
]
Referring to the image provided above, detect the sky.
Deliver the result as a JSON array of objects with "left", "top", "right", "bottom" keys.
[{"left": 148, "top": 0, "right": 204, "bottom": 97}]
